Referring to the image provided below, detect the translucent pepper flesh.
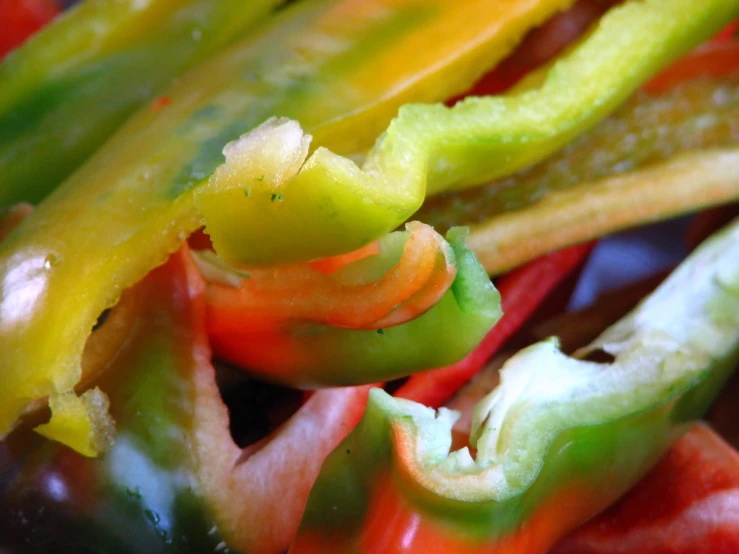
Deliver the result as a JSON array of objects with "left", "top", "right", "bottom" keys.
[
  {"left": 0, "top": 0, "right": 577, "bottom": 451},
  {"left": 0, "top": 0, "right": 288, "bottom": 208},
  {"left": 292, "top": 219, "right": 739, "bottom": 554}
]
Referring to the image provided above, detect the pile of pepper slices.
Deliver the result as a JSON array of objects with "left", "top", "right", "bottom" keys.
[{"left": 1, "top": 0, "right": 738, "bottom": 552}]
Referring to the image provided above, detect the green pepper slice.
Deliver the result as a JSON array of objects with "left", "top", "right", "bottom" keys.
[
  {"left": 293, "top": 218, "right": 739, "bottom": 554},
  {"left": 0, "top": 0, "right": 578, "bottom": 451},
  {"left": 202, "top": 226, "right": 501, "bottom": 387}
]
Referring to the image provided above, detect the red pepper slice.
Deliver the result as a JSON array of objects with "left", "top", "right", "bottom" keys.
[
  {"left": 0, "top": 0, "right": 59, "bottom": 59},
  {"left": 644, "top": 39, "right": 739, "bottom": 94},
  {"left": 551, "top": 423, "right": 739, "bottom": 554},
  {"left": 394, "top": 242, "right": 593, "bottom": 407}
]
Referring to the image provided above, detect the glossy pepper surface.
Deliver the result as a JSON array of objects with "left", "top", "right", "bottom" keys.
[
  {"left": 0, "top": 0, "right": 581, "bottom": 453},
  {"left": 201, "top": 225, "right": 501, "bottom": 387},
  {"left": 0, "top": 246, "right": 372, "bottom": 553},
  {"left": 395, "top": 242, "right": 593, "bottom": 407},
  {"left": 292, "top": 218, "right": 739, "bottom": 554},
  {"left": 552, "top": 423, "right": 739, "bottom": 554},
  {"left": 197, "top": 0, "right": 739, "bottom": 267},
  {"left": 0, "top": 0, "right": 288, "bottom": 208}
]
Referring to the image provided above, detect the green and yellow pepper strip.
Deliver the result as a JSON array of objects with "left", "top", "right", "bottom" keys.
[
  {"left": 0, "top": 0, "right": 581, "bottom": 452},
  {"left": 197, "top": 0, "right": 738, "bottom": 266},
  {"left": 0, "top": 0, "right": 287, "bottom": 208},
  {"left": 201, "top": 225, "right": 501, "bottom": 387},
  {"left": 292, "top": 218, "right": 739, "bottom": 554},
  {"left": 420, "top": 70, "right": 739, "bottom": 234},
  {"left": 0, "top": 246, "right": 373, "bottom": 553},
  {"left": 0, "top": 0, "right": 59, "bottom": 59}
]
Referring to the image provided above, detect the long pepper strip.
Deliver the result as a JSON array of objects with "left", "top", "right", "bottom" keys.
[
  {"left": 420, "top": 72, "right": 739, "bottom": 232},
  {"left": 0, "top": 0, "right": 289, "bottom": 208},
  {"left": 197, "top": 0, "right": 738, "bottom": 266},
  {"left": 467, "top": 147, "right": 739, "bottom": 275},
  {"left": 395, "top": 242, "right": 592, "bottom": 407},
  {"left": 293, "top": 218, "right": 739, "bottom": 554},
  {"left": 205, "top": 227, "right": 501, "bottom": 387},
  {"left": 0, "top": 0, "right": 574, "bottom": 451}
]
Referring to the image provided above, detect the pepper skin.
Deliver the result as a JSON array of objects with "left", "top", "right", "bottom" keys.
[
  {"left": 292, "top": 219, "right": 739, "bottom": 554},
  {"left": 0, "top": 0, "right": 580, "bottom": 453},
  {"left": 0, "top": 246, "right": 372, "bottom": 553},
  {"left": 196, "top": 0, "right": 739, "bottom": 267},
  {"left": 0, "top": 0, "right": 287, "bottom": 208},
  {"left": 420, "top": 72, "right": 739, "bottom": 235},
  {"left": 203, "top": 225, "right": 501, "bottom": 387},
  {"left": 0, "top": 0, "right": 59, "bottom": 59},
  {"left": 551, "top": 423, "right": 739, "bottom": 554},
  {"left": 395, "top": 242, "right": 592, "bottom": 407}
]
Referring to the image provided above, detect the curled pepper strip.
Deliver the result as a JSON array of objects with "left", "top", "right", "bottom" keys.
[
  {"left": 0, "top": 0, "right": 582, "bottom": 454},
  {"left": 196, "top": 0, "right": 738, "bottom": 266},
  {"left": 552, "top": 423, "right": 739, "bottom": 554},
  {"left": 395, "top": 242, "right": 592, "bottom": 407},
  {"left": 204, "top": 226, "right": 501, "bottom": 387},
  {"left": 202, "top": 222, "right": 456, "bottom": 333},
  {"left": 292, "top": 219, "right": 739, "bottom": 554}
]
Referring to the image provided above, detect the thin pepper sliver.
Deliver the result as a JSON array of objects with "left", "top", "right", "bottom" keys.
[
  {"left": 0, "top": 0, "right": 584, "bottom": 453},
  {"left": 420, "top": 72, "right": 739, "bottom": 234},
  {"left": 292, "top": 218, "right": 739, "bottom": 554}
]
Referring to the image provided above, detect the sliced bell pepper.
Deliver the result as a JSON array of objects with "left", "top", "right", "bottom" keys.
[
  {"left": 203, "top": 225, "right": 502, "bottom": 387},
  {"left": 0, "top": 0, "right": 582, "bottom": 452},
  {"left": 395, "top": 242, "right": 592, "bottom": 407},
  {"left": 203, "top": 223, "right": 457, "bottom": 332},
  {"left": 420, "top": 71, "right": 739, "bottom": 237},
  {"left": 0, "top": 0, "right": 288, "bottom": 208},
  {"left": 197, "top": 0, "right": 738, "bottom": 266},
  {"left": 446, "top": 0, "right": 619, "bottom": 101},
  {"left": 0, "top": 0, "right": 59, "bottom": 60},
  {"left": 551, "top": 423, "right": 739, "bottom": 554},
  {"left": 465, "top": 146, "right": 739, "bottom": 275},
  {"left": 645, "top": 40, "right": 739, "bottom": 94},
  {"left": 292, "top": 218, "right": 739, "bottom": 554},
  {"left": 0, "top": 245, "right": 372, "bottom": 553}
]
